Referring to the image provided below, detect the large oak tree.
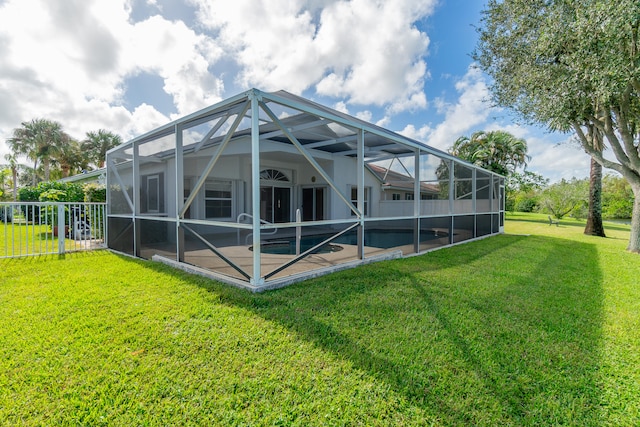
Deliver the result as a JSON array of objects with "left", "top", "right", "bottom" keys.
[{"left": 474, "top": 0, "right": 640, "bottom": 252}]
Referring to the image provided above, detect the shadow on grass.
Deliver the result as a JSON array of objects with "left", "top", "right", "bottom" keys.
[
  {"left": 197, "top": 234, "right": 604, "bottom": 425},
  {"left": 126, "top": 233, "right": 603, "bottom": 425}
]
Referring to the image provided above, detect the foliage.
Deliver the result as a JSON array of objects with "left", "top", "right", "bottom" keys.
[
  {"left": 513, "top": 193, "right": 539, "bottom": 213},
  {"left": 451, "top": 130, "right": 529, "bottom": 176},
  {"left": 2, "top": 153, "right": 19, "bottom": 201},
  {"left": 1, "top": 215, "right": 638, "bottom": 425},
  {"left": 18, "top": 181, "right": 84, "bottom": 203},
  {"left": 474, "top": 0, "right": 640, "bottom": 251},
  {"left": 506, "top": 170, "right": 548, "bottom": 195},
  {"left": 83, "top": 183, "right": 106, "bottom": 203},
  {"left": 602, "top": 174, "right": 634, "bottom": 219},
  {"left": 7, "top": 118, "right": 70, "bottom": 184},
  {"left": 82, "top": 129, "right": 122, "bottom": 169},
  {"left": 540, "top": 178, "right": 588, "bottom": 219},
  {"left": 51, "top": 137, "right": 88, "bottom": 179},
  {"left": 5, "top": 120, "right": 122, "bottom": 186},
  {"left": 38, "top": 188, "right": 67, "bottom": 202},
  {"left": 0, "top": 167, "right": 9, "bottom": 200},
  {"left": 506, "top": 170, "right": 548, "bottom": 211}
]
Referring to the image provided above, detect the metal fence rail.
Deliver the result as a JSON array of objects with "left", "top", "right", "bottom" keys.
[{"left": 0, "top": 202, "right": 107, "bottom": 259}]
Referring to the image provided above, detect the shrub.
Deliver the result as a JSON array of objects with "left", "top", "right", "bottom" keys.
[
  {"left": 18, "top": 182, "right": 84, "bottom": 203},
  {"left": 83, "top": 183, "right": 106, "bottom": 203},
  {"left": 18, "top": 182, "right": 84, "bottom": 224},
  {"left": 514, "top": 195, "right": 538, "bottom": 212}
]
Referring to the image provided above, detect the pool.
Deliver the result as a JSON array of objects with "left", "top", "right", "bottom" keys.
[{"left": 251, "top": 240, "right": 344, "bottom": 255}]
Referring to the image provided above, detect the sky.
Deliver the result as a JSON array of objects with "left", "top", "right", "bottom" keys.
[{"left": 0, "top": 0, "right": 592, "bottom": 182}]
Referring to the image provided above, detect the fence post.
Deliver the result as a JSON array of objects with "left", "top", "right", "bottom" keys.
[{"left": 58, "top": 204, "right": 65, "bottom": 254}]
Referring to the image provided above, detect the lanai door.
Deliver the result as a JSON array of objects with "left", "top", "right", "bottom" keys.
[
  {"left": 260, "top": 186, "right": 290, "bottom": 223},
  {"left": 259, "top": 169, "right": 293, "bottom": 223},
  {"left": 302, "top": 187, "right": 325, "bottom": 221}
]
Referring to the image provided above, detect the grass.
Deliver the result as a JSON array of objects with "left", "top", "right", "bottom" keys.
[
  {"left": 0, "top": 223, "right": 99, "bottom": 258},
  {"left": 0, "top": 213, "right": 639, "bottom": 426}
]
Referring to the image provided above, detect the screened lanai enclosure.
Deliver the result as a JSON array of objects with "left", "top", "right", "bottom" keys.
[{"left": 107, "top": 89, "right": 504, "bottom": 291}]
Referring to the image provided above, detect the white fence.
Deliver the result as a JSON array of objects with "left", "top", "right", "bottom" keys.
[{"left": 0, "top": 202, "right": 107, "bottom": 259}]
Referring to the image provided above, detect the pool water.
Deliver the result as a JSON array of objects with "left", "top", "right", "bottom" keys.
[{"left": 253, "top": 241, "right": 344, "bottom": 255}]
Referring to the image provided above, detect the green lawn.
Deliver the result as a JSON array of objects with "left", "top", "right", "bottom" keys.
[
  {"left": 1, "top": 213, "right": 638, "bottom": 426},
  {"left": 0, "top": 223, "right": 98, "bottom": 258}
]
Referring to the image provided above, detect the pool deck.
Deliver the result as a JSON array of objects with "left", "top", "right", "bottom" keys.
[{"left": 145, "top": 242, "right": 410, "bottom": 278}]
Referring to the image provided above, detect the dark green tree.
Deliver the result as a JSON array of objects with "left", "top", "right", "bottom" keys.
[
  {"left": 451, "top": 130, "right": 529, "bottom": 176},
  {"left": 82, "top": 129, "right": 122, "bottom": 169},
  {"left": 474, "top": 0, "right": 640, "bottom": 251},
  {"left": 541, "top": 178, "right": 588, "bottom": 219},
  {"left": 7, "top": 118, "right": 70, "bottom": 183}
]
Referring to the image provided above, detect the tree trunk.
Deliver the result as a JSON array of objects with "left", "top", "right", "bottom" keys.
[
  {"left": 11, "top": 168, "right": 17, "bottom": 201},
  {"left": 584, "top": 157, "right": 606, "bottom": 237},
  {"left": 628, "top": 183, "right": 640, "bottom": 253},
  {"left": 43, "top": 158, "right": 50, "bottom": 182}
]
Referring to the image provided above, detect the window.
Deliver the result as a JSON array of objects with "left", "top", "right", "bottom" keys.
[
  {"left": 141, "top": 173, "right": 164, "bottom": 214},
  {"left": 405, "top": 193, "right": 414, "bottom": 201},
  {"left": 205, "top": 180, "right": 233, "bottom": 219},
  {"left": 260, "top": 169, "right": 289, "bottom": 182},
  {"left": 392, "top": 193, "right": 401, "bottom": 201},
  {"left": 350, "top": 186, "right": 369, "bottom": 216}
]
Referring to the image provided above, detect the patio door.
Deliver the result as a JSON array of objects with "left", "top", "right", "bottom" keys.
[
  {"left": 302, "top": 187, "right": 325, "bottom": 221},
  {"left": 260, "top": 186, "right": 291, "bottom": 223}
]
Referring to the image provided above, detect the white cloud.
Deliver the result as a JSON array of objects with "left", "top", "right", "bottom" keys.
[
  {"left": 402, "top": 65, "right": 490, "bottom": 151},
  {"left": 1, "top": 0, "right": 439, "bottom": 164},
  {"left": 124, "top": 16, "right": 225, "bottom": 116},
  {"left": 0, "top": 0, "right": 224, "bottom": 156},
  {"left": 332, "top": 101, "right": 349, "bottom": 114},
  {"left": 526, "top": 135, "right": 590, "bottom": 182},
  {"left": 396, "top": 65, "right": 592, "bottom": 182},
  {"left": 0, "top": 0, "right": 591, "bottom": 188},
  {"left": 355, "top": 110, "right": 372, "bottom": 122},
  {"left": 190, "top": 0, "right": 435, "bottom": 112},
  {"left": 399, "top": 123, "right": 433, "bottom": 141}
]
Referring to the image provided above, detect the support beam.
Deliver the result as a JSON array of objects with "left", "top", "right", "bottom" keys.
[
  {"left": 193, "top": 112, "right": 229, "bottom": 152},
  {"left": 414, "top": 149, "right": 420, "bottom": 254},
  {"left": 180, "top": 101, "right": 250, "bottom": 218},
  {"left": 107, "top": 158, "right": 134, "bottom": 213},
  {"left": 250, "top": 91, "right": 263, "bottom": 286},
  {"left": 264, "top": 222, "right": 359, "bottom": 279},
  {"left": 357, "top": 129, "right": 365, "bottom": 260},
  {"left": 259, "top": 118, "right": 329, "bottom": 140},
  {"left": 260, "top": 101, "right": 361, "bottom": 217},
  {"left": 182, "top": 224, "right": 250, "bottom": 280},
  {"left": 175, "top": 123, "right": 184, "bottom": 262}
]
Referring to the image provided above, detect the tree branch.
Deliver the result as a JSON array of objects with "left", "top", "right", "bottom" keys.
[
  {"left": 572, "top": 122, "right": 624, "bottom": 174},
  {"left": 594, "top": 110, "right": 633, "bottom": 169},
  {"left": 612, "top": 88, "right": 640, "bottom": 170}
]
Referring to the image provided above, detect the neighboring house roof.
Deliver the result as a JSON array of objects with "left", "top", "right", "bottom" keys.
[
  {"left": 367, "top": 163, "right": 440, "bottom": 194},
  {"left": 59, "top": 168, "right": 106, "bottom": 185}
]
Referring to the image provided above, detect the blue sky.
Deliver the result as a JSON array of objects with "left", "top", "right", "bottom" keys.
[{"left": 0, "top": 0, "right": 591, "bottom": 181}]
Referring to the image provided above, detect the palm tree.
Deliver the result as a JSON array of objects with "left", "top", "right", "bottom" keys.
[
  {"left": 583, "top": 123, "right": 606, "bottom": 237},
  {"left": 54, "top": 138, "right": 89, "bottom": 178},
  {"left": 7, "top": 118, "right": 69, "bottom": 183},
  {"left": 82, "top": 129, "right": 122, "bottom": 169},
  {"left": 451, "top": 130, "right": 529, "bottom": 176},
  {"left": 3, "top": 153, "right": 20, "bottom": 201}
]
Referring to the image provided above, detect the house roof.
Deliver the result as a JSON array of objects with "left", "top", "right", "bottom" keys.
[
  {"left": 367, "top": 163, "right": 440, "bottom": 194},
  {"left": 59, "top": 168, "right": 106, "bottom": 184}
]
